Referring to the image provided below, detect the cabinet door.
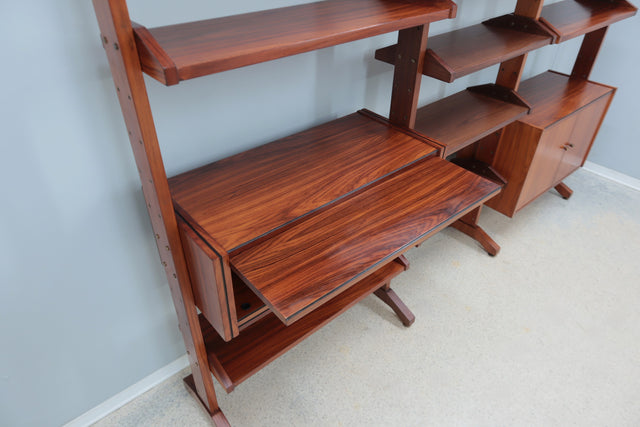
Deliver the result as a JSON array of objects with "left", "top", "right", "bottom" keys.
[
  {"left": 554, "top": 95, "right": 611, "bottom": 183},
  {"left": 518, "top": 115, "right": 577, "bottom": 210}
]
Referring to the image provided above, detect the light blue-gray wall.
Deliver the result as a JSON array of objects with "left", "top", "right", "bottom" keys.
[{"left": 0, "top": 1, "right": 637, "bottom": 425}]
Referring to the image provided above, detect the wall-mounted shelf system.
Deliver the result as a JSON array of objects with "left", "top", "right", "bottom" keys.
[
  {"left": 92, "top": 1, "right": 512, "bottom": 425},
  {"left": 93, "top": 0, "right": 635, "bottom": 424},
  {"left": 376, "top": 0, "right": 636, "bottom": 219}
]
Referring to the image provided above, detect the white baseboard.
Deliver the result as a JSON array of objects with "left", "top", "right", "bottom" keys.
[
  {"left": 64, "top": 354, "right": 189, "bottom": 427},
  {"left": 583, "top": 161, "right": 640, "bottom": 192}
]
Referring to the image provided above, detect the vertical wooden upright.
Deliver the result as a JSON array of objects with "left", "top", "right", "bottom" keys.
[
  {"left": 91, "top": 0, "right": 228, "bottom": 425},
  {"left": 495, "top": 0, "right": 545, "bottom": 91},
  {"left": 389, "top": 25, "right": 431, "bottom": 127}
]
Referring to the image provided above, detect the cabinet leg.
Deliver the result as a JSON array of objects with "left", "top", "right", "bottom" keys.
[
  {"left": 374, "top": 285, "right": 415, "bottom": 327},
  {"left": 184, "top": 375, "right": 231, "bottom": 426},
  {"left": 450, "top": 207, "right": 500, "bottom": 256},
  {"left": 554, "top": 182, "right": 573, "bottom": 200}
]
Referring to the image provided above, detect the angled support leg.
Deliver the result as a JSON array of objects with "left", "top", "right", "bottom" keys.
[
  {"left": 374, "top": 283, "right": 415, "bottom": 327},
  {"left": 184, "top": 376, "right": 231, "bottom": 426},
  {"left": 450, "top": 206, "right": 500, "bottom": 256},
  {"left": 554, "top": 182, "right": 573, "bottom": 200}
]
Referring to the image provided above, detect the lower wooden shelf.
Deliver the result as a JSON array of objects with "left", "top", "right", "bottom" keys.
[
  {"left": 413, "top": 89, "right": 529, "bottom": 157},
  {"left": 201, "top": 258, "right": 407, "bottom": 392}
]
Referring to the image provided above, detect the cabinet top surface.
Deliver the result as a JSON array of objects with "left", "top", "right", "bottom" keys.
[
  {"left": 137, "top": 0, "right": 456, "bottom": 84},
  {"left": 518, "top": 71, "right": 614, "bottom": 128},
  {"left": 169, "top": 112, "right": 437, "bottom": 253}
]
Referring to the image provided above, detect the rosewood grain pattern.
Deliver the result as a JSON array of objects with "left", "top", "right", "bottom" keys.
[
  {"left": 231, "top": 157, "right": 501, "bottom": 325},
  {"left": 136, "top": 0, "right": 455, "bottom": 84},
  {"left": 413, "top": 90, "right": 529, "bottom": 156},
  {"left": 518, "top": 71, "right": 614, "bottom": 128},
  {"left": 541, "top": 0, "right": 637, "bottom": 43},
  {"left": 170, "top": 113, "right": 436, "bottom": 253},
  {"left": 201, "top": 261, "right": 406, "bottom": 391},
  {"left": 375, "top": 22, "right": 552, "bottom": 82}
]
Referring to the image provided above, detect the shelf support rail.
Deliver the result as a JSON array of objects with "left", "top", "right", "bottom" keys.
[{"left": 91, "top": 0, "right": 229, "bottom": 425}]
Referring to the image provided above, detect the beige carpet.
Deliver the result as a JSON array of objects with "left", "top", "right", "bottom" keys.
[{"left": 94, "top": 169, "right": 640, "bottom": 427}]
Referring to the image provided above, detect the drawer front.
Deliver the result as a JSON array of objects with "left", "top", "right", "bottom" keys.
[
  {"left": 554, "top": 94, "right": 612, "bottom": 183},
  {"left": 518, "top": 114, "right": 577, "bottom": 210}
]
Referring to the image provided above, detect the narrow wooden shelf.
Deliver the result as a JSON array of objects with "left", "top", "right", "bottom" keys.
[
  {"left": 231, "top": 156, "right": 501, "bottom": 325},
  {"left": 541, "top": 0, "right": 637, "bottom": 43},
  {"left": 375, "top": 17, "right": 554, "bottom": 82},
  {"left": 518, "top": 71, "right": 615, "bottom": 128},
  {"left": 133, "top": 0, "right": 456, "bottom": 85},
  {"left": 201, "top": 259, "right": 407, "bottom": 392},
  {"left": 169, "top": 112, "right": 437, "bottom": 254},
  {"left": 413, "top": 89, "right": 529, "bottom": 156}
]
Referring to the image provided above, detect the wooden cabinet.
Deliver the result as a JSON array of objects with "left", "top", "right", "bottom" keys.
[{"left": 487, "top": 72, "right": 615, "bottom": 217}]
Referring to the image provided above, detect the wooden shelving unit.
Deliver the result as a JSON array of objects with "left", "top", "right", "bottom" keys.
[{"left": 92, "top": 0, "right": 636, "bottom": 424}]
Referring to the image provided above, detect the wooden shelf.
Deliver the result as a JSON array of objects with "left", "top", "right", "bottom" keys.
[
  {"left": 375, "top": 16, "right": 554, "bottom": 82},
  {"left": 518, "top": 71, "right": 615, "bottom": 128},
  {"left": 413, "top": 89, "right": 529, "bottom": 156},
  {"left": 133, "top": 0, "right": 456, "bottom": 85},
  {"left": 201, "top": 259, "right": 407, "bottom": 392},
  {"left": 541, "top": 0, "right": 637, "bottom": 43},
  {"left": 230, "top": 155, "right": 501, "bottom": 325},
  {"left": 169, "top": 112, "right": 437, "bottom": 254}
]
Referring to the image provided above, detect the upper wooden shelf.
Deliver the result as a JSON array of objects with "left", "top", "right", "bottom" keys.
[
  {"left": 230, "top": 155, "right": 500, "bottom": 325},
  {"left": 375, "top": 15, "right": 554, "bottom": 83},
  {"left": 541, "top": 0, "right": 637, "bottom": 43},
  {"left": 413, "top": 89, "right": 529, "bottom": 156},
  {"left": 518, "top": 71, "right": 615, "bottom": 128},
  {"left": 169, "top": 112, "right": 437, "bottom": 254},
  {"left": 133, "top": 0, "right": 456, "bottom": 85}
]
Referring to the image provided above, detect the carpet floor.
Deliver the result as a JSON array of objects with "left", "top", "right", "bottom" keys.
[{"left": 94, "top": 169, "right": 640, "bottom": 427}]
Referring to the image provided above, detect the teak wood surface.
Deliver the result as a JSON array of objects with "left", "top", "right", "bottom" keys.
[
  {"left": 413, "top": 89, "right": 529, "bottom": 156},
  {"left": 231, "top": 157, "right": 501, "bottom": 324},
  {"left": 201, "top": 260, "right": 407, "bottom": 391},
  {"left": 134, "top": 0, "right": 456, "bottom": 85},
  {"left": 170, "top": 112, "right": 437, "bottom": 254},
  {"left": 540, "top": 0, "right": 637, "bottom": 43}
]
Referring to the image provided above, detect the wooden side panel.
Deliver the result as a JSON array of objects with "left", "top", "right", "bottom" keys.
[
  {"left": 486, "top": 122, "right": 543, "bottom": 217},
  {"left": 518, "top": 115, "right": 577, "bottom": 211},
  {"left": 571, "top": 27, "right": 608, "bottom": 80},
  {"left": 178, "top": 220, "right": 238, "bottom": 342}
]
